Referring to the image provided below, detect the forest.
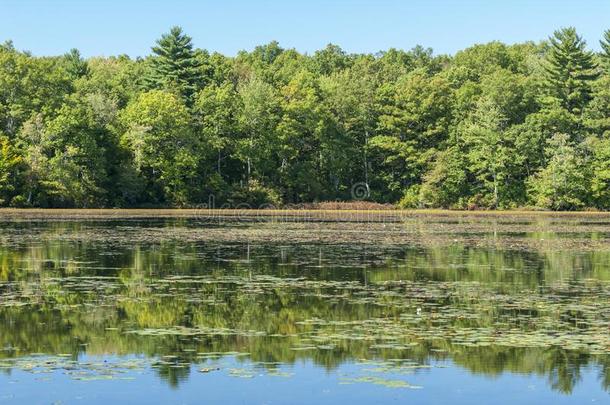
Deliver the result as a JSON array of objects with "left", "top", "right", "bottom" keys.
[{"left": 1, "top": 26, "right": 610, "bottom": 210}]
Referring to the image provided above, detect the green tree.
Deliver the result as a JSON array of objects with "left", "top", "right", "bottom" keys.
[
  {"left": 453, "top": 41, "right": 517, "bottom": 80},
  {"left": 121, "top": 90, "right": 199, "bottom": 205},
  {"left": 527, "top": 133, "right": 589, "bottom": 210},
  {"left": 2, "top": 28, "right": 610, "bottom": 210},
  {"left": 33, "top": 98, "right": 112, "bottom": 207},
  {"left": 479, "top": 69, "right": 537, "bottom": 124},
  {"left": 76, "top": 56, "right": 144, "bottom": 108},
  {"left": 0, "top": 47, "right": 70, "bottom": 135},
  {"left": 146, "top": 26, "right": 201, "bottom": 106},
  {"left": 0, "top": 134, "right": 22, "bottom": 205},
  {"left": 588, "top": 136, "right": 610, "bottom": 209},
  {"left": 276, "top": 71, "right": 331, "bottom": 201},
  {"left": 600, "top": 29, "right": 610, "bottom": 71},
  {"left": 460, "top": 98, "right": 514, "bottom": 208},
  {"left": 418, "top": 146, "right": 468, "bottom": 208},
  {"left": 370, "top": 69, "right": 453, "bottom": 200},
  {"left": 311, "top": 44, "right": 351, "bottom": 75},
  {"left": 63, "top": 48, "right": 89, "bottom": 80},
  {"left": 195, "top": 82, "right": 240, "bottom": 178},
  {"left": 584, "top": 75, "right": 610, "bottom": 137},
  {"left": 375, "top": 48, "right": 413, "bottom": 82},
  {"left": 510, "top": 103, "right": 577, "bottom": 178},
  {"left": 233, "top": 41, "right": 285, "bottom": 84},
  {"left": 320, "top": 58, "right": 379, "bottom": 197},
  {"left": 236, "top": 77, "right": 281, "bottom": 187},
  {"left": 16, "top": 115, "right": 48, "bottom": 206},
  {"left": 193, "top": 82, "right": 241, "bottom": 201},
  {"left": 543, "top": 27, "right": 598, "bottom": 114},
  {"left": 268, "top": 49, "right": 308, "bottom": 86}
]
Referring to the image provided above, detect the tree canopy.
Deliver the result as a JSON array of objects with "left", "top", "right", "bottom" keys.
[{"left": 1, "top": 26, "right": 610, "bottom": 210}]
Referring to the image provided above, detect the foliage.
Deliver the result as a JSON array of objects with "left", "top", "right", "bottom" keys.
[
  {"left": 527, "top": 133, "right": 589, "bottom": 210},
  {"left": 0, "top": 134, "right": 22, "bottom": 205},
  {"left": 121, "top": 90, "right": 199, "bottom": 206},
  {"left": 600, "top": 29, "right": 610, "bottom": 71},
  {"left": 589, "top": 136, "right": 610, "bottom": 208},
  {"left": 145, "top": 26, "right": 202, "bottom": 106},
  {"left": 1, "top": 26, "right": 610, "bottom": 209},
  {"left": 419, "top": 147, "right": 468, "bottom": 209},
  {"left": 459, "top": 97, "right": 513, "bottom": 208},
  {"left": 543, "top": 27, "right": 598, "bottom": 115}
]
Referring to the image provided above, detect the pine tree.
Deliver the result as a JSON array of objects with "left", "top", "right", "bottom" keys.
[
  {"left": 543, "top": 27, "right": 598, "bottom": 115},
  {"left": 600, "top": 29, "right": 610, "bottom": 71},
  {"left": 147, "top": 26, "right": 201, "bottom": 106},
  {"left": 63, "top": 48, "right": 89, "bottom": 79}
]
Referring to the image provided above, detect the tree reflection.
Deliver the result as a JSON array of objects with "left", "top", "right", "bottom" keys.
[{"left": 0, "top": 220, "right": 608, "bottom": 393}]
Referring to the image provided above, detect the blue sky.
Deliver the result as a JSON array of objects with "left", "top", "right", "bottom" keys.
[{"left": 2, "top": 0, "right": 609, "bottom": 57}]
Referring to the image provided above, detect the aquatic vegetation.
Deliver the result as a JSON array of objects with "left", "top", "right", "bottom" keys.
[
  {"left": 0, "top": 355, "right": 148, "bottom": 381},
  {"left": 0, "top": 212, "right": 608, "bottom": 394},
  {"left": 340, "top": 376, "right": 423, "bottom": 389}
]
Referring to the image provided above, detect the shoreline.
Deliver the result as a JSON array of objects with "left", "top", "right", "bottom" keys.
[{"left": 0, "top": 208, "right": 609, "bottom": 219}]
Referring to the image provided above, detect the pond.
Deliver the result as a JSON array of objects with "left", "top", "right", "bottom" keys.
[{"left": 0, "top": 211, "right": 609, "bottom": 404}]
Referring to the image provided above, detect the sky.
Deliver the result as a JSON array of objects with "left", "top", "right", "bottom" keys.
[{"left": 1, "top": 0, "right": 610, "bottom": 58}]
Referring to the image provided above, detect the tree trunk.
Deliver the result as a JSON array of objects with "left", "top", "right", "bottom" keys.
[
  {"left": 493, "top": 171, "right": 498, "bottom": 209},
  {"left": 217, "top": 150, "right": 222, "bottom": 177}
]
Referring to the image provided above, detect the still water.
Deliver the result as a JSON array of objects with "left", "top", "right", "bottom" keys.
[{"left": 0, "top": 213, "right": 609, "bottom": 404}]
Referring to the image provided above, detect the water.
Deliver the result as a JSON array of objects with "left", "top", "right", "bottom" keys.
[{"left": 0, "top": 213, "right": 609, "bottom": 403}]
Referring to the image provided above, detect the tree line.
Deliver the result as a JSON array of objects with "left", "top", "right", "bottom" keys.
[{"left": 1, "top": 26, "right": 610, "bottom": 209}]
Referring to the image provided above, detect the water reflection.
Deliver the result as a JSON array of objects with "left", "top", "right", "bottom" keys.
[{"left": 0, "top": 218, "right": 609, "bottom": 395}]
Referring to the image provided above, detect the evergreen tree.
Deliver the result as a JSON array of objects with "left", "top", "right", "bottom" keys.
[
  {"left": 63, "top": 48, "right": 89, "bottom": 80},
  {"left": 543, "top": 27, "right": 598, "bottom": 114},
  {"left": 4, "top": 27, "right": 610, "bottom": 209},
  {"left": 146, "top": 26, "right": 201, "bottom": 106},
  {"left": 600, "top": 29, "right": 610, "bottom": 71}
]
